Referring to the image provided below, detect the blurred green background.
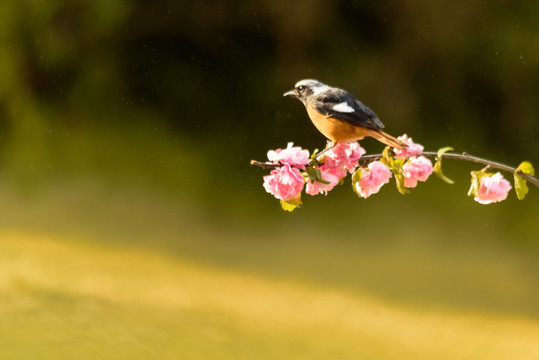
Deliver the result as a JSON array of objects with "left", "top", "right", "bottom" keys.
[{"left": 1, "top": 1, "right": 538, "bottom": 359}]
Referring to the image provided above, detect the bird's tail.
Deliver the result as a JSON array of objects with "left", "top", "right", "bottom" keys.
[{"left": 371, "top": 130, "right": 407, "bottom": 150}]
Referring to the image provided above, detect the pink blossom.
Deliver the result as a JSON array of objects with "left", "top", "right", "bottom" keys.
[
  {"left": 321, "top": 156, "right": 348, "bottom": 178},
  {"left": 325, "top": 141, "right": 366, "bottom": 172},
  {"left": 305, "top": 164, "right": 345, "bottom": 196},
  {"left": 474, "top": 172, "right": 512, "bottom": 204},
  {"left": 402, "top": 156, "right": 433, "bottom": 188},
  {"left": 263, "top": 164, "right": 305, "bottom": 201},
  {"left": 394, "top": 134, "right": 424, "bottom": 159},
  {"left": 267, "top": 142, "right": 310, "bottom": 169},
  {"left": 355, "top": 161, "right": 392, "bottom": 198}
]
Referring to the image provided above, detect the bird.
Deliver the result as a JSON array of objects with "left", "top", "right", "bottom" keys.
[{"left": 284, "top": 79, "right": 406, "bottom": 150}]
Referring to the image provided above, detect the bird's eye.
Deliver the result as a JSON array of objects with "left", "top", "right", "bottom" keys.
[{"left": 297, "top": 85, "right": 306, "bottom": 92}]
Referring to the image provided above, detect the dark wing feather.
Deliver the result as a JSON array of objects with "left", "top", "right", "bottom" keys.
[{"left": 311, "top": 89, "right": 385, "bottom": 130}]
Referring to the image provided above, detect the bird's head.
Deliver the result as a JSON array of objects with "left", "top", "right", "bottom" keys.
[{"left": 283, "top": 79, "right": 328, "bottom": 106}]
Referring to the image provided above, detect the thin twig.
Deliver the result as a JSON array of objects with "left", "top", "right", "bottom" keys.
[
  {"left": 250, "top": 152, "right": 539, "bottom": 188},
  {"left": 250, "top": 160, "right": 280, "bottom": 169}
]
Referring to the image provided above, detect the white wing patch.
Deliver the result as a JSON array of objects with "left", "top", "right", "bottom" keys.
[
  {"left": 332, "top": 102, "right": 355, "bottom": 113},
  {"left": 312, "top": 85, "right": 329, "bottom": 96}
]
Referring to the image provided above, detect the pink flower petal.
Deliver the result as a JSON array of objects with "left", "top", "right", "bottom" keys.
[
  {"left": 325, "top": 142, "right": 366, "bottom": 173},
  {"left": 402, "top": 156, "right": 433, "bottom": 188},
  {"left": 394, "top": 134, "right": 424, "bottom": 159},
  {"left": 263, "top": 164, "right": 305, "bottom": 201},
  {"left": 474, "top": 172, "right": 512, "bottom": 204},
  {"left": 355, "top": 161, "right": 392, "bottom": 198},
  {"left": 267, "top": 142, "right": 310, "bottom": 169},
  {"left": 305, "top": 164, "right": 345, "bottom": 196}
]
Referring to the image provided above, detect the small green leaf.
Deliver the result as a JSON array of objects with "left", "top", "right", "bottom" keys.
[
  {"left": 379, "top": 148, "right": 408, "bottom": 194},
  {"left": 394, "top": 171, "right": 409, "bottom": 195},
  {"left": 381, "top": 147, "right": 394, "bottom": 168},
  {"left": 306, "top": 166, "right": 321, "bottom": 181},
  {"left": 436, "top": 146, "right": 453, "bottom": 160},
  {"left": 352, "top": 181, "right": 364, "bottom": 198},
  {"left": 381, "top": 147, "right": 406, "bottom": 174},
  {"left": 305, "top": 165, "right": 331, "bottom": 184},
  {"left": 433, "top": 159, "right": 455, "bottom": 184},
  {"left": 393, "top": 157, "right": 405, "bottom": 169},
  {"left": 434, "top": 146, "right": 454, "bottom": 184},
  {"left": 351, "top": 169, "right": 362, "bottom": 197},
  {"left": 513, "top": 161, "right": 534, "bottom": 200},
  {"left": 468, "top": 171, "right": 482, "bottom": 197},
  {"left": 516, "top": 161, "right": 535, "bottom": 176},
  {"left": 514, "top": 173, "right": 528, "bottom": 200},
  {"left": 352, "top": 168, "right": 362, "bottom": 183},
  {"left": 280, "top": 196, "right": 302, "bottom": 212}
]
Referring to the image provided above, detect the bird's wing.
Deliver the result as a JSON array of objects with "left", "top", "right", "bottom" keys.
[{"left": 311, "top": 89, "right": 385, "bottom": 130}]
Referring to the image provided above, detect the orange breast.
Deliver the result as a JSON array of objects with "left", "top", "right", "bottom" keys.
[{"left": 306, "top": 103, "right": 370, "bottom": 143}]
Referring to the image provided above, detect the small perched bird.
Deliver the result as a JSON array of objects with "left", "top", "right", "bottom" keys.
[{"left": 284, "top": 79, "right": 405, "bottom": 150}]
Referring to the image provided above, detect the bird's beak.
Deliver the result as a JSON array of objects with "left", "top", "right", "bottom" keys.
[{"left": 283, "top": 89, "right": 297, "bottom": 97}]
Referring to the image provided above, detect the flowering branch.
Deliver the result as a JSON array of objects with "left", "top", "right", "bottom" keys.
[
  {"left": 251, "top": 136, "right": 536, "bottom": 211},
  {"left": 251, "top": 153, "right": 539, "bottom": 187}
]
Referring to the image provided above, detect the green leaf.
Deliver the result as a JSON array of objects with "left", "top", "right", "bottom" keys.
[
  {"left": 351, "top": 169, "right": 362, "bottom": 197},
  {"left": 436, "top": 146, "right": 453, "bottom": 160},
  {"left": 379, "top": 147, "right": 408, "bottom": 194},
  {"left": 381, "top": 147, "right": 394, "bottom": 168},
  {"left": 434, "top": 146, "right": 454, "bottom": 184},
  {"left": 394, "top": 171, "right": 409, "bottom": 195},
  {"left": 280, "top": 196, "right": 302, "bottom": 212},
  {"left": 516, "top": 161, "right": 535, "bottom": 176},
  {"left": 433, "top": 159, "right": 455, "bottom": 184},
  {"left": 305, "top": 165, "right": 331, "bottom": 184},
  {"left": 306, "top": 165, "right": 321, "bottom": 181},
  {"left": 513, "top": 161, "right": 534, "bottom": 200},
  {"left": 381, "top": 147, "right": 405, "bottom": 172},
  {"left": 468, "top": 171, "right": 481, "bottom": 197},
  {"left": 514, "top": 173, "right": 528, "bottom": 200},
  {"left": 393, "top": 157, "right": 405, "bottom": 169},
  {"left": 352, "top": 168, "right": 362, "bottom": 183}
]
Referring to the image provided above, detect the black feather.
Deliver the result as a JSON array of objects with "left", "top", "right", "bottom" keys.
[{"left": 310, "top": 88, "right": 385, "bottom": 130}]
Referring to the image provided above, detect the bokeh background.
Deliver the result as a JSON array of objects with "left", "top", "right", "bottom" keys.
[{"left": 1, "top": 1, "right": 538, "bottom": 359}]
